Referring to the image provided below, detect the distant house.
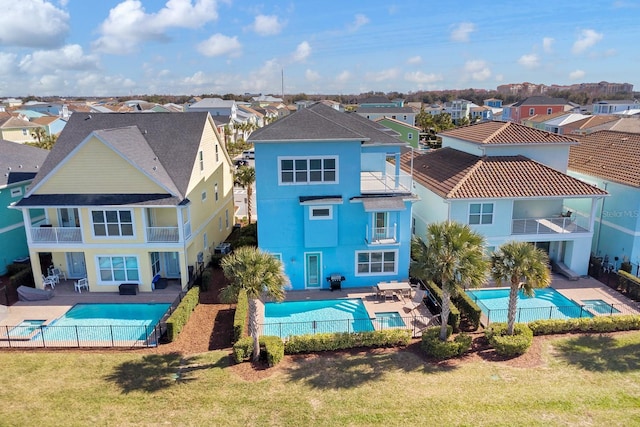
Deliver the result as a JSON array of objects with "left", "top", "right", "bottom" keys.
[
  {"left": 356, "top": 106, "right": 417, "bottom": 126},
  {"left": 22, "top": 101, "right": 69, "bottom": 119},
  {"left": 186, "top": 98, "right": 238, "bottom": 118},
  {"left": 502, "top": 96, "right": 572, "bottom": 123},
  {"left": 250, "top": 103, "right": 416, "bottom": 290},
  {"left": 32, "top": 116, "right": 67, "bottom": 136},
  {"left": 568, "top": 131, "right": 640, "bottom": 268},
  {"left": 592, "top": 99, "right": 640, "bottom": 115},
  {"left": 401, "top": 121, "right": 608, "bottom": 276},
  {"left": 483, "top": 98, "right": 503, "bottom": 108},
  {"left": 374, "top": 117, "right": 420, "bottom": 147},
  {"left": 542, "top": 113, "right": 590, "bottom": 134},
  {"left": 0, "top": 140, "right": 48, "bottom": 275},
  {"left": 14, "top": 113, "right": 235, "bottom": 292},
  {"left": 358, "top": 96, "right": 404, "bottom": 108},
  {"left": 560, "top": 115, "right": 619, "bottom": 136},
  {"left": 0, "top": 116, "right": 41, "bottom": 143}
]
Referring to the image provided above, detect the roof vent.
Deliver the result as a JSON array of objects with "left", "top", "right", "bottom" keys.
[
  {"left": 18, "top": 164, "right": 22, "bottom": 168},
  {"left": 152, "top": 166, "right": 157, "bottom": 171},
  {"left": 85, "top": 115, "right": 92, "bottom": 120}
]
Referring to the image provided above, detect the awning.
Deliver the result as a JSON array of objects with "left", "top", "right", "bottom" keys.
[{"left": 362, "top": 196, "right": 406, "bottom": 212}]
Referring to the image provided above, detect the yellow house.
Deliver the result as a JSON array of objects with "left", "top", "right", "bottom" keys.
[{"left": 15, "top": 112, "right": 235, "bottom": 293}]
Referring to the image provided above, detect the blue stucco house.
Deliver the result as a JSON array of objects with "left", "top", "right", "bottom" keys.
[
  {"left": 0, "top": 140, "right": 48, "bottom": 274},
  {"left": 249, "top": 103, "right": 416, "bottom": 290}
]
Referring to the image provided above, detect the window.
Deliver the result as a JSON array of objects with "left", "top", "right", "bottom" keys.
[
  {"left": 279, "top": 156, "right": 337, "bottom": 184},
  {"left": 271, "top": 253, "right": 282, "bottom": 262},
  {"left": 225, "top": 209, "right": 229, "bottom": 228},
  {"left": 10, "top": 187, "right": 23, "bottom": 197},
  {"left": 203, "top": 232, "right": 208, "bottom": 251},
  {"left": 214, "top": 183, "right": 218, "bottom": 201},
  {"left": 92, "top": 210, "right": 134, "bottom": 237},
  {"left": 408, "top": 133, "right": 413, "bottom": 140},
  {"left": 22, "top": 128, "right": 28, "bottom": 136},
  {"left": 469, "top": 203, "right": 493, "bottom": 225},
  {"left": 310, "top": 205, "right": 333, "bottom": 220},
  {"left": 547, "top": 108, "right": 552, "bottom": 114},
  {"left": 201, "top": 191, "right": 207, "bottom": 201},
  {"left": 199, "top": 150, "right": 204, "bottom": 172},
  {"left": 528, "top": 108, "right": 535, "bottom": 116},
  {"left": 412, "top": 217, "right": 416, "bottom": 235},
  {"left": 356, "top": 250, "right": 397, "bottom": 275},
  {"left": 215, "top": 144, "right": 219, "bottom": 162},
  {"left": 98, "top": 256, "right": 139, "bottom": 282},
  {"left": 150, "top": 252, "right": 161, "bottom": 276},
  {"left": 403, "top": 115, "right": 407, "bottom": 120}
]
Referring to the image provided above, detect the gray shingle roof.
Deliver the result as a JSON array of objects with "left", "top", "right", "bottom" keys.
[
  {"left": 0, "top": 139, "right": 49, "bottom": 187},
  {"left": 249, "top": 103, "right": 404, "bottom": 145},
  {"left": 356, "top": 107, "right": 415, "bottom": 114},
  {"left": 28, "top": 112, "right": 211, "bottom": 199},
  {"left": 15, "top": 193, "right": 182, "bottom": 207}
]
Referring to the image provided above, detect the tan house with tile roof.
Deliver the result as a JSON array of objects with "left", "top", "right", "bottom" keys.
[
  {"left": 401, "top": 121, "right": 608, "bottom": 276},
  {"left": 568, "top": 131, "right": 640, "bottom": 266}
]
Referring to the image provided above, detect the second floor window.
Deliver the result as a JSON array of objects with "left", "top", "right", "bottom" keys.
[
  {"left": 469, "top": 203, "right": 493, "bottom": 225},
  {"left": 92, "top": 210, "right": 134, "bottom": 237},
  {"left": 279, "top": 156, "right": 337, "bottom": 184}
]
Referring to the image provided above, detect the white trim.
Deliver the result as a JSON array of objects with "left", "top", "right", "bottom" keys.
[
  {"left": 0, "top": 220, "right": 28, "bottom": 234},
  {"left": 355, "top": 249, "right": 398, "bottom": 276},
  {"left": 309, "top": 205, "right": 333, "bottom": 220},
  {"left": 10, "top": 187, "right": 23, "bottom": 197},
  {"left": 90, "top": 208, "right": 136, "bottom": 239},
  {"left": 468, "top": 202, "right": 494, "bottom": 225},
  {"left": 95, "top": 254, "right": 140, "bottom": 285},
  {"left": 277, "top": 155, "right": 338, "bottom": 185},
  {"left": 304, "top": 252, "right": 322, "bottom": 288}
]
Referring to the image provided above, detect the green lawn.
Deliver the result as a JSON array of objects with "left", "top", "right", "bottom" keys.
[{"left": 1, "top": 332, "right": 639, "bottom": 426}]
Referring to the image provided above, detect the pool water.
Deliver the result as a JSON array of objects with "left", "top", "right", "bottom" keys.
[
  {"left": 263, "top": 299, "right": 374, "bottom": 338},
  {"left": 37, "top": 303, "right": 170, "bottom": 343},
  {"left": 582, "top": 299, "right": 620, "bottom": 315},
  {"left": 8, "top": 320, "right": 45, "bottom": 338},
  {"left": 466, "top": 288, "right": 593, "bottom": 323},
  {"left": 374, "top": 312, "right": 406, "bottom": 328}
]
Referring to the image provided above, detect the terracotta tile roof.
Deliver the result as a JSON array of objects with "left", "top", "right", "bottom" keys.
[
  {"left": 563, "top": 115, "right": 619, "bottom": 134},
  {"left": 438, "top": 121, "right": 577, "bottom": 145},
  {"left": 569, "top": 131, "right": 640, "bottom": 188},
  {"left": 401, "top": 147, "right": 607, "bottom": 199},
  {"left": 32, "top": 116, "right": 59, "bottom": 125}
]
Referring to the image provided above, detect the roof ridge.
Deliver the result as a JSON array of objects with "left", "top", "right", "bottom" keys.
[
  {"left": 447, "top": 156, "right": 483, "bottom": 198},
  {"left": 484, "top": 121, "right": 510, "bottom": 142}
]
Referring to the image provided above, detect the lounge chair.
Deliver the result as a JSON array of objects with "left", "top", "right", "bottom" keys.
[
  {"left": 42, "top": 274, "right": 56, "bottom": 290},
  {"left": 403, "top": 289, "right": 426, "bottom": 313}
]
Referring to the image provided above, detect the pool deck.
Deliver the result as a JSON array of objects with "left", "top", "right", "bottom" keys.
[{"left": 0, "top": 279, "right": 183, "bottom": 327}]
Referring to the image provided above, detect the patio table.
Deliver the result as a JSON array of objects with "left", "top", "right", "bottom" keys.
[{"left": 376, "top": 281, "right": 412, "bottom": 301}]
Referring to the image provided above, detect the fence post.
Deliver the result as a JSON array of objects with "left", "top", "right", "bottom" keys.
[
  {"left": 5, "top": 326, "right": 11, "bottom": 348},
  {"left": 40, "top": 325, "right": 46, "bottom": 348},
  {"left": 110, "top": 325, "right": 114, "bottom": 347},
  {"left": 75, "top": 325, "right": 80, "bottom": 347},
  {"left": 549, "top": 306, "right": 553, "bottom": 319}
]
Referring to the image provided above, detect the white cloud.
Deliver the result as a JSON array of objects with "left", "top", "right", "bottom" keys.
[
  {"left": 251, "top": 14, "right": 284, "bottom": 36},
  {"left": 0, "top": 52, "right": 17, "bottom": 75},
  {"left": 305, "top": 69, "right": 320, "bottom": 82},
  {"left": 464, "top": 60, "right": 491, "bottom": 81},
  {"left": 336, "top": 70, "right": 351, "bottom": 83},
  {"left": 542, "top": 37, "right": 554, "bottom": 53},
  {"left": 407, "top": 56, "right": 422, "bottom": 65},
  {"left": 365, "top": 68, "right": 399, "bottom": 82},
  {"left": 572, "top": 29, "right": 603, "bottom": 54},
  {"left": 19, "top": 45, "right": 99, "bottom": 74},
  {"left": 348, "top": 14, "right": 369, "bottom": 32},
  {"left": 518, "top": 53, "right": 539, "bottom": 69},
  {"left": 93, "top": 0, "right": 221, "bottom": 54},
  {"left": 569, "top": 69, "right": 585, "bottom": 80},
  {"left": 0, "top": 0, "right": 69, "bottom": 48},
  {"left": 404, "top": 71, "right": 443, "bottom": 84},
  {"left": 495, "top": 74, "right": 504, "bottom": 82},
  {"left": 450, "top": 22, "right": 475, "bottom": 42},
  {"left": 197, "top": 34, "right": 242, "bottom": 57},
  {"left": 291, "top": 41, "right": 311, "bottom": 62}
]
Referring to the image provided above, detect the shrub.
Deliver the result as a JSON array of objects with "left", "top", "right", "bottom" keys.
[
  {"left": 165, "top": 287, "right": 200, "bottom": 342},
  {"left": 620, "top": 261, "right": 632, "bottom": 274},
  {"left": 528, "top": 315, "right": 640, "bottom": 335},
  {"left": 6, "top": 263, "right": 29, "bottom": 276},
  {"left": 618, "top": 271, "right": 640, "bottom": 301},
  {"left": 232, "top": 336, "right": 254, "bottom": 363},
  {"left": 421, "top": 280, "right": 461, "bottom": 331},
  {"left": 453, "top": 291, "right": 482, "bottom": 331},
  {"left": 420, "top": 326, "right": 472, "bottom": 359},
  {"left": 210, "top": 254, "right": 225, "bottom": 269},
  {"left": 261, "top": 336, "right": 285, "bottom": 366},
  {"left": 284, "top": 329, "right": 411, "bottom": 354},
  {"left": 485, "top": 323, "right": 533, "bottom": 357},
  {"left": 200, "top": 268, "right": 212, "bottom": 292},
  {"left": 232, "top": 289, "right": 249, "bottom": 343},
  {"left": 10, "top": 266, "right": 34, "bottom": 289}
]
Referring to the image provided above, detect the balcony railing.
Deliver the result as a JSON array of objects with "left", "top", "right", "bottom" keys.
[
  {"left": 361, "top": 172, "right": 412, "bottom": 194},
  {"left": 146, "top": 227, "right": 180, "bottom": 242},
  {"left": 366, "top": 224, "right": 397, "bottom": 244},
  {"left": 31, "top": 226, "right": 82, "bottom": 243},
  {"left": 511, "top": 216, "right": 590, "bottom": 235},
  {"left": 183, "top": 221, "right": 191, "bottom": 239}
]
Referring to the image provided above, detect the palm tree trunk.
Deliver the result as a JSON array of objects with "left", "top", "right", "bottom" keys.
[
  {"left": 247, "top": 185, "right": 253, "bottom": 224},
  {"left": 440, "top": 287, "right": 451, "bottom": 341},
  {"left": 507, "top": 280, "right": 519, "bottom": 335},
  {"left": 248, "top": 297, "right": 261, "bottom": 362}
]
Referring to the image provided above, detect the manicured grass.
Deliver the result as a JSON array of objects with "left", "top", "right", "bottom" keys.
[{"left": 1, "top": 332, "right": 640, "bottom": 426}]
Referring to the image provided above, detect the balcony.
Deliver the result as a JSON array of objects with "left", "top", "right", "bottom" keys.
[
  {"left": 366, "top": 224, "right": 397, "bottom": 244},
  {"left": 31, "top": 226, "right": 82, "bottom": 243},
  {"left": 146, "top": 227, "right": 180, "bottom": 242},
  {"left": 361, "top": 172, "right": 412, "bottom": 194},
  {"left": 511, "top": 216, "right": 590, "bottom": 235}
]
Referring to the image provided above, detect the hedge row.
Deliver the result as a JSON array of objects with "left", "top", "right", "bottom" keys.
[
  {"left": 10, "top": 266, "right": 34, "bottom": 289},
  {"left": 165, "top": 287, "right": 200, "bottom": 342},
  {"left": 617, "top": 271, "right": 640, "bottom": 301},
  {"left": 421, "top": 280, "right": 461, "bottom": 331},
  {"left": 528, "top": 315, "right": 640, "bottom": 335},
  {"left": 232, "top": 289, "right": 249, "bottom": 343},
  {"left": 420, "top": 326, "right": 472, "bottom": 359},
  {"left": 284, "top": 329, "right": 412, "bottom": 354},
  {"left": 200, "top": 268, "right": 212, "bottom": 292},
  {"left": 453, "top": 291, "right": 482, "bottom": 331},
  {"left": 485, "top": 323, "right": 533, "bottom": 357},
  {"left": 232, "top": 335, "right": 285, "bottom": 366}
]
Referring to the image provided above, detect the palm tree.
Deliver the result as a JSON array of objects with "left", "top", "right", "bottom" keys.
[
  {"left": 220, "top": 246, "right": 289, "bottom": 361},
  {"left": 410, "top": 221, "right": 488, "bottom": 341},
  {"left": 490, "top": 241, "right": 551, "bottom": 335},
  {"left": 235, "top": 166, "right": 256, "bottom": 224}
]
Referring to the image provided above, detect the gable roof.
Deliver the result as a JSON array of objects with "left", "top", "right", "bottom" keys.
[
  {"left": 374, "top": 116, "right": 421, "bottom": 131},
  {"left": 188, "top": 98, "right": 235, "bottom": 109},
  {"left": 439, "top": 121, "right": 578, "bottom": 145},
  {"left": 27, "top": 112, "right": 211, "bottom": 199},
  {"left": 524, "top": 111, "right": 572, "bottom": 124},
  {"left": 356, "top": 106, "right": 415, "bottom": 114},
  {"left": 401, "top": 147, "right": 607, "bottom": 199},
  {"left": 569, "top": 131, "right": 640, "bottom": 188},
  {"left": 562, "top": 115, "right": 619, "bottom": 134},
  {"left": 512, "top": 96, "right": 569, "bottom": 107},
  {"left": 0, "top": 116, "right": 40, "bottom": 129},
  {"left": 0, "top": 139, "right": 49, "bottom": 187},
  {"left": 248, "top": 103, "right": 403, "bottom": 145}
]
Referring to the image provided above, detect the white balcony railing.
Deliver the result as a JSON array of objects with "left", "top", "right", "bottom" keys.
[
  {"left": 511, "top": 216, "right": 590, "bottom": 235},
  {"left": 361, "top": 172, "right": 412, "bottom": 194},
  {"left": 183, "top": 221, "right": 192, "bottom": 239},
  {"left": 146, "top": 227, "right": 180, "bottom": 242},
  {"left": 366, "top": 224, "right": 397, "bottom": 244},
  {"left": 31, "top": 226, "right": 82, "bottom": 243}
]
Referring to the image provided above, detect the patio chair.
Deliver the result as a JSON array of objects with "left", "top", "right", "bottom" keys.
[
  {"left": 42, "top": 274, "right": 56, "bottom": 290},
  {"left": 383, "top": 289, "right": 396, "bottom": 301},
  {"left": 74, "top": 278, "right": 89, "bottom": 293},
  {"left": 51, "top": 267, "right": 67, "bottom": 281},
  {"left": 403, "top": 290, "right": 426, "bottom": 314}
]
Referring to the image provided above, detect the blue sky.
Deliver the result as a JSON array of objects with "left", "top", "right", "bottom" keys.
[{"left": 0, "top": 0, "right": 638, "bottom": 97}]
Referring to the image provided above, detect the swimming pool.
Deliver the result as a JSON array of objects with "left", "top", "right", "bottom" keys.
[
  {"left": 582, "top": 299, "right": 621, "bottom": 315},
  {"left": 35, "top": 303, "right": 171, "bottom": 346},
  {"left": 466, "top": 288, "right": 593, "bottom": 324},
  {"left": 263, "top": 299, "right": 374, "bottom": 338}
]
